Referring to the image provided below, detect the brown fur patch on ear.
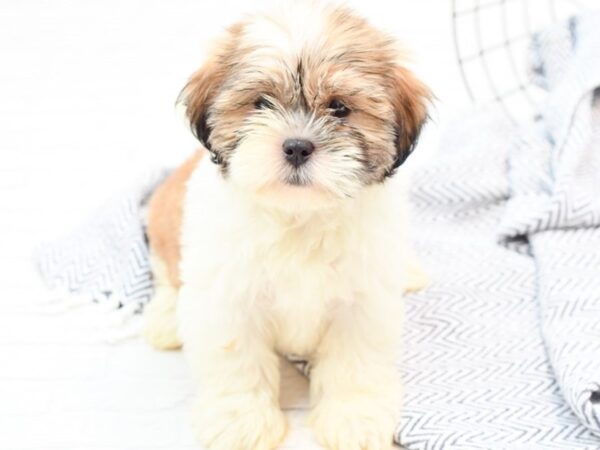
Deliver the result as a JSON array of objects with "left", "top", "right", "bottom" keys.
[
  {"left": 388, "top": 66, "right": 431, "bottom": 173},
  {"left": 178, "top": 23, "right": 244, "bottom": 147}
]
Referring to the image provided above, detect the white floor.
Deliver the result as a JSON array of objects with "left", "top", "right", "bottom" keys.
[
  {"left": 0, "top": 287, "right": 321, "bottom": 449},
  {"left": 0, "top": 1, "right": 471, "bottom": 449}
]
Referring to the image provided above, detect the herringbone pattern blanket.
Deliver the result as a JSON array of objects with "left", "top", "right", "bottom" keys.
[{"left": 35, "top": 14, "right": 600, "bottom": 450}]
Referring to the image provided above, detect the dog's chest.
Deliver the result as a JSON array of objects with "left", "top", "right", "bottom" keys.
[
  {"left": 257, "top": 226, "right": 358, "bottom": 357},
  {"left": 270, "top": 294, "right": 328, "bottom": 357}
]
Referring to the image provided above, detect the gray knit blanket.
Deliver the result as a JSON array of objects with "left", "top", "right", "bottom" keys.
[{"left": 35, "top": 15, "right": 600, "bottom": 450}]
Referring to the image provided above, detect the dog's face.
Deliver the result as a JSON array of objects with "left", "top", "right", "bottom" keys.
[{"left": 180, "top": 5, "right": 430, "bottom": 210}]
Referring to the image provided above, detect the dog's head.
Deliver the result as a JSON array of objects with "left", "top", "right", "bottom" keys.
[{"left": 180, "top": 4, "right": 430, "bottom": 210}]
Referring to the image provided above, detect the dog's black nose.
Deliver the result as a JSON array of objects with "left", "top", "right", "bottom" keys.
[{"left": 282, "top": 138, "right": 314, "bottom": 167}]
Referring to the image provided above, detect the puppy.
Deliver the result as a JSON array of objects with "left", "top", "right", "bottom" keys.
[{"left": 144, "top": 3, "right": 430, "bottom": 450}]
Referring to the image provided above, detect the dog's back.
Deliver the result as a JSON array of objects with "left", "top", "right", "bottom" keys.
[{"left": 147, "top": 150, "right": 204, "bottom": 289}]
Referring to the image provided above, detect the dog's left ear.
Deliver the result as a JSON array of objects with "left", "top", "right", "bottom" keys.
[{"left": 386, "top": 66, "right": 431, "bottom": 176}]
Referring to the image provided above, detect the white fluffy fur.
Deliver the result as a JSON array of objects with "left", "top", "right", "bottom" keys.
[
  {"left": 162, "top": 159, "right": 422, "bottom": 450},
  {"left": 144, "top": 3, "right": 430, "bottom": 449},
  {"left": 142, "top": 253, "right": 182, "bottom": 350}
]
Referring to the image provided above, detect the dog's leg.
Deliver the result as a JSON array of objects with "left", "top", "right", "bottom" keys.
[
  {"left": 403, "top": 260, "right": 429, "bottom": 293},
  {"left": 142, "top": 253, "right": 182, "bottom": 350},
  {"left": 401, "top": 244, "right": 429, "bottom": 294},
  {"left": 309, "top": 299, "right": 402, "bottom": 450},
  {"left": 181, "top": 302, "right": 287, "bottom": 450}
]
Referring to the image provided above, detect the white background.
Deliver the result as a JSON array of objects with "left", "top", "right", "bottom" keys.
[{"left": 0, "top": 0, "right": 512, "bottom": 449}]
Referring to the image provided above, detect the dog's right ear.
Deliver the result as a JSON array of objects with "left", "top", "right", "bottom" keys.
[
  {"left": 177, "top": 23, "right": 243, "bottom": 151},
  {"left": 179, "top": 58, "right": 222, "bottom": 150}
]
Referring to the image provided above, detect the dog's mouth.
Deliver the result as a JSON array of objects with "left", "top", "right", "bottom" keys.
[
  {"left": 285, "top": 173, "right": 309, "bottom": 186},
  {"left": 284, "top": 168, "right": 311, "bottom": 187}
]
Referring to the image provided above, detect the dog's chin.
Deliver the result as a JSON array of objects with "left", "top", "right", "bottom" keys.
[{"left": 253, "top": 178, "right": 341, "bottom": 213}]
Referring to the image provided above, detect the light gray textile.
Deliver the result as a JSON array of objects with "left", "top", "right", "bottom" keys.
[
  {"left": 34, "top": 14, "right": 600, "bottom": 450},
  {"left": 34, "top": 170, "right": 168, "bottom": 311},
  {"left": 397, "top": 14, "right": 600, "bottom": 449},
  {"left": 500, "top": 14, "right": 600, "bottom": 438}
]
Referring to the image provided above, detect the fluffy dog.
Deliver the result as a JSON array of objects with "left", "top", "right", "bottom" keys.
[{"left": 143, "top": 3, "right": 430, "bottom": 450}]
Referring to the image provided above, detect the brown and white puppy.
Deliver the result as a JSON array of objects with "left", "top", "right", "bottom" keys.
[{"left": 144, "top": 3, "right": 430, "bottom": 450}]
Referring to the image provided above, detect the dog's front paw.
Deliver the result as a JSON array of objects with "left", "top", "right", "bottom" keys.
[
  {"left": 309, "top": 397, "right": 397, "bottom": 450},
  {"left": 403, "top": 262, "right": 429, "bottom": 293},
  {"left": 194, "top": 393, "right": 287, "bottom": 450}
]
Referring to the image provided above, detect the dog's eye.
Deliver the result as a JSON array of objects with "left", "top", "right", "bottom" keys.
[
  {"left": 328, "top": 99, "right": 350, "bottom": 118},
  {"left": 254, "top": 97, "right": 273, "bottom": 110}
]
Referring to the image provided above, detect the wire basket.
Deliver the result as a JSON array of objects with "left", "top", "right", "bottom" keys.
[{"left": 452, "top": 0, "right": 597, "bottom": 122}]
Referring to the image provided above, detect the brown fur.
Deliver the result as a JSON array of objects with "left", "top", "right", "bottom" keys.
[
  {"left": 178, "top": 6, "right": 431, "bottom": 183},
  {"left": 179, "top": 23, "right": 245, "bottom": 157},
  {"left": 390, "top": 66, "right": 430, "bottom": 164},
  {"left": 147, "top": 150, "right": 204, "bottom": 288}
]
